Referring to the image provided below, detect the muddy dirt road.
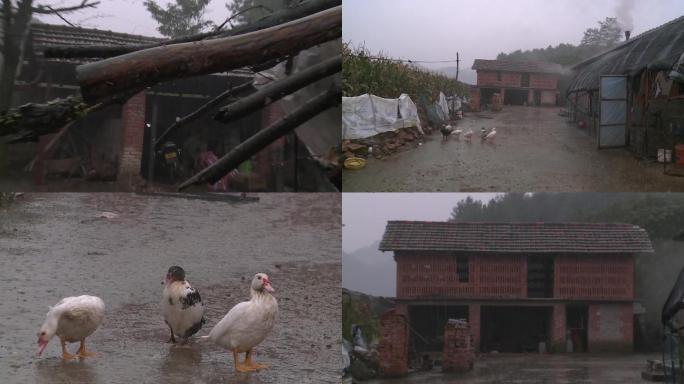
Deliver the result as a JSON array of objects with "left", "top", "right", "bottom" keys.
[
  {"left": 0, "top": 193, "right": 341, "bottom": 384},
  {"left": 343, "top": 106, "right": 684, "bottom": 192},
  {"left": 364, "top": 353, "right": 656, "bottom": 383}
]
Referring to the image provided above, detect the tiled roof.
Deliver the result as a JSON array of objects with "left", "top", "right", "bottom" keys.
[
  {"left": 30, "top": 22, "right": 162, "bottom": 51},
  {"left": 472, "top": 59, "right": 564, "bottom": 74},
  {"left": 379, "top": 221, "right": 653, "bottom": 254}
]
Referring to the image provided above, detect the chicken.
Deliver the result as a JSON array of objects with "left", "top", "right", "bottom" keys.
[
  {"left": 161, "top": 266, "right": 206, "bottom": 344},
  {"left": 37, "top": 295, "right": 105, "bottom": 360},
  {"left": 206, "top": 273, "right": 278, "bottom": 373}
]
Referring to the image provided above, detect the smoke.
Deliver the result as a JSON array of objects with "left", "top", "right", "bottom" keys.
[{"left": 615, "top": 0, "right": 635, "bottom": 31}]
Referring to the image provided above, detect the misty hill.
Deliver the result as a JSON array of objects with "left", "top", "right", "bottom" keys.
[
  {"left": 435, "top": 66, "right": 476, "bottom": 86},
  {"left": 342, "top": 240, "right": 396, "bottom": 297}
]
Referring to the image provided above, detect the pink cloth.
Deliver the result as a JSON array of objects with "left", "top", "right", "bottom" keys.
[{"left": 197, "top": 151, "right": 239, "bottom": 191}]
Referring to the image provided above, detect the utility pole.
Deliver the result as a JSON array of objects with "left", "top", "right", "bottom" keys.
[{"left": 456, "top": 52, "right": 460, "bottom": 82}]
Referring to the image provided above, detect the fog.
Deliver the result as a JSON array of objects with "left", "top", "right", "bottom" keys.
[{"left": 342, "top": 0, "right": 684, "bottom": 84}]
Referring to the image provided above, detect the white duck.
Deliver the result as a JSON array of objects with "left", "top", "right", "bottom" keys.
[
  {"left": 464, "top": 129, "right": 474, "bottom": 140},
  {"left": 206, "top": 273, "right": 278, "bottom": 373},
  {"left": 37, "top": 295, "right": 105, "bottom": 360},
  {"left": 161, "top": 266, "right": 206, "bottom": 344}
]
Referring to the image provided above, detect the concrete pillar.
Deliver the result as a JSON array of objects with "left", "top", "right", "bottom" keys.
[
  {"left": 469, "top": 303, "right": 481, "bottom": 351},
  {"left": 528, "top": 89, "right": 534, "bottom": 105},
  {"left": 500, "top": 88, "right": 505, "bottom": 104},
  {"left": 378, "top": 309, "right": 409, "bottom": 378},
  {"left": 551, "top": 303, "right": 566, "bottom": 352},
  {"left": 117, "top": 91, "right": 146, "bottom": 189}
]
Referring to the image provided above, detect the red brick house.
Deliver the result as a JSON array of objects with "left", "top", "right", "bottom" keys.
[
  {"left": 471, "top": 59, "right": 563, "bottom": 108},
  {"left": 377, "top": 221, "right": 653, "bottom": 372}
]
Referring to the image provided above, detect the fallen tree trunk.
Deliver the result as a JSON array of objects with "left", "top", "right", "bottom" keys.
[
  {"left": 178, "top": 86, "right": 341, "bottom": 190},
  {"left": 153, "top": 80, "right": 254, "bottom": 148},
  {"left": 76, "top": 6, "right": 341, "bottom": 103},
  {"left": 215, "top": 55, "right": 340, "bottom": 124},
  {"left": 43, "top": 0, "right": 340, "bottom": 59}
]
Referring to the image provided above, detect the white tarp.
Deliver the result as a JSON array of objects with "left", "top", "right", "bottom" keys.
[
  {"left": 436, "top": 92, "right": 450, "bottom": 121},
  {"left": 342, "top": 93, "right": 422, "bottom": 140}
]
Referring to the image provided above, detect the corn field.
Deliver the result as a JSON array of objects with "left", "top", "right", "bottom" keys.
[{"left": 343, "top": 43, "right": 467, "bottom": 100}]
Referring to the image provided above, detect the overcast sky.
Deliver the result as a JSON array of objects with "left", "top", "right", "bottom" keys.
[
  {"left": 35, "top": 0, "right": 241, "bottom": 37},
  {"left": 343, "top": 0, "right": 684, "bottom": 83},
  {"left": 342, "top": 193, "right": 499, "bottom": 253}
]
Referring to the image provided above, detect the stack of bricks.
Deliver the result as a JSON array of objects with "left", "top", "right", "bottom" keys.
[
  {"left": 442, "top": 319, "right": 475, "bottom": 373},
  {"left": 377, "top": 309, "right": 408, "bottom": 378}
]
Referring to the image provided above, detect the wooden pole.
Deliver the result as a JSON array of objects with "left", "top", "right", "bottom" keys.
[
  {"left": 456, "top": 52, "right": 460, "bottom": 82},
  {"left": 153, "top": 80, "right": 253, "bottom": 147},
  {"left": 76, "top": 6, "right": 341, "bottom": 103},
  {"left": 43, "top": 0, "right": 341, "bottom": 59},
  {"left": 178, "top": 86, "right": 341, "bottom": 190},
  {"left": 214, "top": 55, "right": 340, "bottom": 123}
]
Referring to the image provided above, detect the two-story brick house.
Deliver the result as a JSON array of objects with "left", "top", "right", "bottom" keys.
[
  {"left": 378, "top": 221, "right": 653, "bottom": 363},
  {"left": 471, "top": 59, "right": 563, "bottom": 108}
]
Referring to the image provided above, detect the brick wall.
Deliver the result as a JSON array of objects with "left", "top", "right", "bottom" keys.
[
  {"left": 555, "top": 254, "right": 634, "bottom": 300},
  {"left": 378, "top": 309, "right": 409, "bottom": 377},
  {"left": 477, "top": 71, "right": 521, "bottom": 88},
  {"left": 477, "top": 71, "right": 558, "bottom": 90},
  {"left": 588, "top": 303, "right": 633, "bottom": 352},
  {"left": 550, "top": 304, "right": 566, "bottom": 352},
  {"left": 117, "top": 91, "right": 146, "bottom": 188},
  {"left": 469, "top": 303, "right": 480, "bottom": 350},
  {"left": 442, "top": 320, "right": 475, "bottom": 372},
  {"left": 395, "top": 252, "right": 525, "bottom": 299},
  {"left": 530, "top": 73, "right": 559, "bottom": 89}
]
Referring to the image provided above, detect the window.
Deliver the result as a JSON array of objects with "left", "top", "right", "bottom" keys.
[
  {"left": 521, "top": 73, "right": 530, "bottom": 87},
  {"left": 497, "top": 71, "right": 502, "bottom": 81},
  {"left": 456, "top": 256, "right": 469, "bottom": 282}
]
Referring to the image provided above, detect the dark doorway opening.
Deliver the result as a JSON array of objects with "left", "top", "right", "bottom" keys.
[
  {"left": 479, "top": 88, "right": 498, "bottom": 108},
  {"left": 481, "top": 306, "right": 552, "bottom": 352},
  {"left": 504, "top": 89, "right": 528, "bottom": 105},
  {"left": 566, "top": 305, "right": 588, "bottom": 352},
  {"left": 534, "top": 90, "right": 541, "bottom": 106},
  {"left": 527, "top": 256, "right": 554, "bottom": 298},
  {"left": 408, "top": 305, "right": 469, "bottom": 353}
]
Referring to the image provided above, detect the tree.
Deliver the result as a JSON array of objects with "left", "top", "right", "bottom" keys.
[
  {"left": 144, "top": 0, "right": 214, "bottom": 38},
  {"left": 0, "top": 0, "right": 99, "bottom": 112},
  {"left": 225, "top": 0, "right": 286, "bottom": 26},
  {"left": 580, "top": 17, "right": 622, "bottom": 48}
]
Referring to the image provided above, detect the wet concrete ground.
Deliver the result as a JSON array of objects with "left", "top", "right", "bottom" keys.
[
  {"left": 0, "top": 193, "right": 341, "bottom": 384},
  {"left": 365, "top": 353, "right": 658, "bottom": 383},
  {"left": 343, "top": 106, "right": 684, "bottom": 192}
]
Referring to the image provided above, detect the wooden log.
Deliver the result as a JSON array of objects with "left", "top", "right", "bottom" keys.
[
  {"left": 178, "top": 86, "right": 341, "bottom": 190},
  {"left": 153, "top": 80, "right": 253, "bottom": 147},
  {"left": 43, "top": 0, "right": 340, "bottom": 59},
  {"left": 76, "top": 6, "right": 341, "bottom": 103},
  {"left": 214, "top": 54, "right": 340, "bottom": 123}
]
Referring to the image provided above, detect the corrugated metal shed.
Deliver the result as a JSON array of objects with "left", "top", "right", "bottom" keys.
[
  {"left": 567, "top": 15, "right": 684, "bottom": 93},
  {"left": 379, "top": 221, "right": 654, "bottom": 254}
]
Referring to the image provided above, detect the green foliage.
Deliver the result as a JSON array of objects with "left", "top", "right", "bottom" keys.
[
  {"left": 342, "top": 292, "right": 379, "bottom": 343},
  {"left": 343, "top": 43, "right": 467, "bottom": 99},
  {"left": 225, "top": 0, "right": 287, "bottom": 25},
  {"left": 450, "top": 193, "right": 684, "bottom": 240},
  {"left": 0, "top": 192, "right": 15, "bottom": 208},
  {"left": 497, "top": 17, "right": 624, "bottom": 67},
  {"left": 144, "top": 0, "right": 215, "bottom": 38},
  {"left": 581, "top": 17, "right": 622, "bottom": 48}
]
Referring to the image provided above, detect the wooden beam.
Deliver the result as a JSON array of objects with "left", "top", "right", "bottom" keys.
[
  {"left": 43, "top": 0, "right": 340, "bottom": 59},
  {"left": 214, "top": 54, "right": 340, "bottom": 123},
  {"left": 178, "top": 86, "right": 341, "bottom": 190},
  {"left": 76, "top": 6, "right": 341, "bottom": 103}
]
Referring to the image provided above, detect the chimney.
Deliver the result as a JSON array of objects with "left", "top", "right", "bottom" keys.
[{"left": 625, "top": 30, "right": 631, "bottom": 40}]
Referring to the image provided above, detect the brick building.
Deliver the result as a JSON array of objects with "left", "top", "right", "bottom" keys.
[
  {"left": 471, "top": 59, "right": 563, "bottom": 109},
  {"left": 378, "top": 221, "right": 653, "bottom": 366}
]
